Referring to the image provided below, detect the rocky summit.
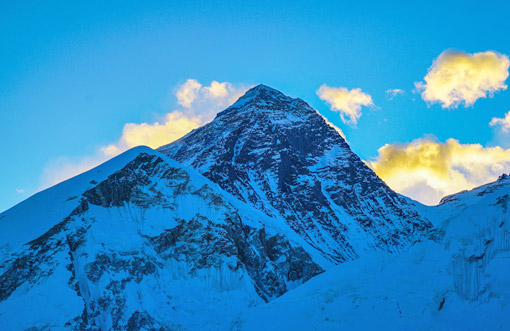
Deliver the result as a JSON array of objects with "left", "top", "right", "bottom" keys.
[{"left": 160, "top": 84, "right": 432, "bottom": 263}]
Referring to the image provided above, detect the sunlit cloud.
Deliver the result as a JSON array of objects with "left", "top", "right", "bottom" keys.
[
  {"left": 100, "top": 112, "right": 202, "bottom": 156},
  {"left": 385, "top": 89, "right": 405, "bottom": 100},
  {"left": 176, "top": 79, "right": 202, "bottom": 108},
  {"left": 368, "top": 136, "right": 510, "bottom": 205},
  {"left": 102, "top": 79, "right": 249, "bottom": 155},
  {"left": 415, "top": 50, "right": 509, "bottom": 108},
  {"left": 490, "top": 110, "right": 510, "bottom": 133},
  {"left": 317, "top": 84, "right": 374, "bottom": 126},
  {"left": 15, "top": 188, "right": 24, "bottom": 194},
  {"left": 41, "top": 79, "right": 250, "bottom": 189}
]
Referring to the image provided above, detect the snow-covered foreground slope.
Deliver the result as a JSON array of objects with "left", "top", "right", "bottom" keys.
[
  {"left": 0, "top": 147, "right": 326, "bottom": 330},
  {"left": 239, "top": 175, "right": 510, "bottom": 330},
  {"left": 160, "top": 85, "right": 432, "bottom": 263}
]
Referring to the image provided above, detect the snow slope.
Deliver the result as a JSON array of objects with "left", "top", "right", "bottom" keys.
[
  {"left": 239, "top": 175, "right": 510, "bottom": 330},
  {"left": 0, "top": 147, "right": 152, "bottom": 256},
  {"left": 0, "top": 147, "right": 326, "bottom": 330}
]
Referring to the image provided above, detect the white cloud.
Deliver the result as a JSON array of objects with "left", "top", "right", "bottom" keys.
[
  {"left": 368, "top": 136, "right": 510, "bottom": 205},
  {"left": 41, "top": 79, "right": 250, "bottom": 189},
  {"left": 415, "top": 50, "right": 510, "bottom": 108},
  {"left": 385, "top": 89, "right": 405, "bottom": 100},
  {"left": 15, "top": 188, "right": 24, "bottom": 194},
  {"left": 490, "top": 110, "right": 510, "bottom": 133},
  {"left": 176, "top": 79, "right": 202, "bottom": 108},
  {"left": 317, "top": 85, "right": 374, "bottom": 126}
]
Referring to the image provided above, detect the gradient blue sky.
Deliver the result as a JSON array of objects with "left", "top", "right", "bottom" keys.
[{"left": 2, "top": 0, "right": 510, "bottom": 211}]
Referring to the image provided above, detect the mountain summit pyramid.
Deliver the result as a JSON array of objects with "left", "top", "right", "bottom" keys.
[{"left": 160, "top": 84, "right": 432, "bottom": 262}]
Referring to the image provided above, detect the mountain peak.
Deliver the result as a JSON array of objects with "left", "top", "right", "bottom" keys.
[
  {"left": 498, "top": 173, "right": 509, "bottom": 181},
  {"left": 234, "top": 84, "right": 290, "bottom": 105},
  {"left": 215, "top": 84, "right": 312, "bottom": 122},
  {"left": 160, "top": 86, "right": 432, "bottom": 263},
  {"left": 249, "top": 83, "right": 281, "bottom": 93},
  {"left": 244, "top": 84, "right": 288, "bottom": 98}
]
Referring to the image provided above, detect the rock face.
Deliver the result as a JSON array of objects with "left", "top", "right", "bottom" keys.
[
  {"left": 160, "top": 85, "right": 432, "bottom": 262},
  {"left": 0, "top": 148, "right": 322, "bottom": 330}
]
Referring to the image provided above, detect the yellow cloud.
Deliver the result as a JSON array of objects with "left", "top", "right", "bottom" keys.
[
  {"left": 317, "top": 84, "right": 374, "bottom": 125},
  {"left": 101, "top": 112, "right": 201, "bottom": 156},
  {"left": 41, "top": 79, "right": 249, "bottom": 189},
  {"left": 205, "top": 81, "right": 229, "bottom": 98},
  {"left": 415, "top": 50, "right": 510, "bottom": 108},
  {"left": 100, "top": 79, "right": 249, "bottom": 156},
  {"left": 490, "top": 110, "right": 510, "bottom": 133},
  {"left": 368, "top": 137, "right": 510, "bottom": 205}
]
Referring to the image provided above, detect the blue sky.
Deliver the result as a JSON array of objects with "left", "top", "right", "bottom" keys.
[{"left": 2, "top": 0, "right": 510, "bottom": 211}]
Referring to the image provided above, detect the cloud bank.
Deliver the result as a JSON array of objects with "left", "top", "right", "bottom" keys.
[
  {"left": 369, "top": 137, "right": 510, "bottom": 205},
  {"left": 317, "top": 85, "right": 374, "bottom": 125},
  {"left": 41, "top": 79, "right": 249, "bottom": 188},
  {"left": 415, "top": 50, "right": 509, "bottom": 108}
]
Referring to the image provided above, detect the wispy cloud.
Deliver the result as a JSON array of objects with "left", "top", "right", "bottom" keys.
[
  {"left": 317, "top": 84, "right": 374, "bottom": 126},
  {"left": 15, "top": 188, "right": 24, "bottom": 194},
  {"left": 41, "top": 79, "right": 250, "bottom": 189},
  {"left": 490, "top": 110, "right": 510, "bottom": 133},
  {"left": 385, "top": 89, "right": 404, "bottom": 100},
  {"left": 368, "top": 136, "right": 510, "bottom": 205},
  {"left": 415, "top": 50, "right": 509, "bottom": 108}
]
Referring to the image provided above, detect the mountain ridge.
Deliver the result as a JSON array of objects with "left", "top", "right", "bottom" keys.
[{"left": 0, "top": 147, "right": 327, "bottom": 330}]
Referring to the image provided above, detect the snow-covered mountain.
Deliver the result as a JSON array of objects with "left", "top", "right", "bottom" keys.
[
  {"left": 0, "top": 147, "right": 325, "bottom": 330},
  {"left": 159, "top": 84, "right": 432, "bottom": 263},
  {"left": 239, "top": 174, "right": 510, "bottom": 330},
  {"left": 1, "top": 85, "right": 508, "bottom": 330}
]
